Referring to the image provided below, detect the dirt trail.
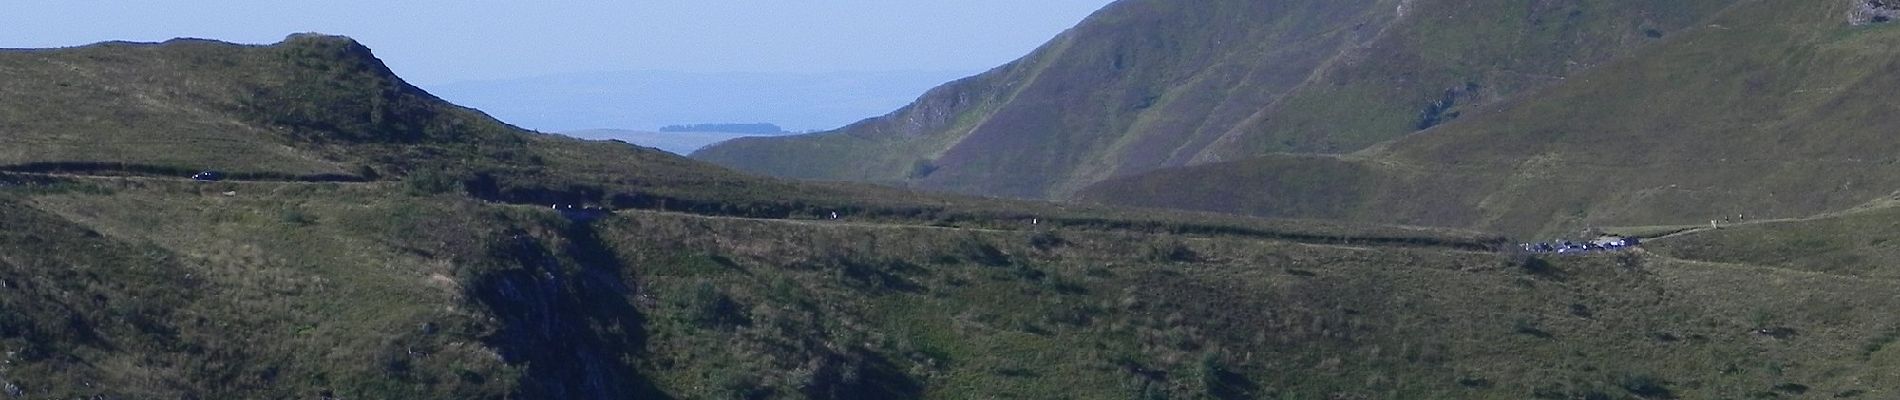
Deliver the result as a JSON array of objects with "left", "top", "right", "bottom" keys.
[
  {"left": 1644, "top": 217, "right": 1804, "bottom": 241},
  {"left": 1639, "top": 249, "right": 1900, "bottom": 284},
  {"left": 1644, "top": 203, "right": 1900, "bottom": 242}
]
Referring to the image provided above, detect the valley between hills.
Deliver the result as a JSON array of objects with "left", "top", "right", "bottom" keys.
[{"left": 7, "top": 0, "right": 1900, "bottom": 398}]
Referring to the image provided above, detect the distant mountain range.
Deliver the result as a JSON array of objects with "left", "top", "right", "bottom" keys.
[
  {"left": 423, "top": 69, "right": 973, "bottom": 133},
  {"left": 657, "top": 123, "right": 786, "bottom": 134}
]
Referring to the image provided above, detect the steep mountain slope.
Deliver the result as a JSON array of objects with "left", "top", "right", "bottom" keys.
[
  {"left": 694, "top": 0, "right": 1737, "bottom": 199},
  {"left": 1082, "top": 0, "right": 1900, "bottom": 236}
]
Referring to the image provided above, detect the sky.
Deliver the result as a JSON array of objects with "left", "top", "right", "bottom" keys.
[{"left": 2, "top": 1, "right": 1117, "bottom": 85}]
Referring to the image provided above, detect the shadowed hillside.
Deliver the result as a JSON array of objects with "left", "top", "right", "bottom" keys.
[
  {"left": 1082, "top": 0, "right": 1900, "bottom": 236},
  {"left": 694, "top": 0, "right": 1738, "bottom": 199}
]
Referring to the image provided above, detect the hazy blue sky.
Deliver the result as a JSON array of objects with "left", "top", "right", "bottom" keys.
[{"left": 3, "top": 1, "right": 1116, "bottom": 85}]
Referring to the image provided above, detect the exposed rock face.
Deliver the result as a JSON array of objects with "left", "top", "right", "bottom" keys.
[{"left": 1851, "top": 0, "right": 1900, "bottom": 24}]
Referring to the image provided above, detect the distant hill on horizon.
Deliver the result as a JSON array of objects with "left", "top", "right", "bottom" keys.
[
  {"left": 658, "top": 123, "right": 786, "bottom": 134},
  {"left": 424, "top": 69, "right": 973, "bottom": 133},
  {"left": 563, "top": 128, "right": 767, "bottom": 155}
]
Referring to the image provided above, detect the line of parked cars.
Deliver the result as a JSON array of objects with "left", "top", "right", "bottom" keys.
[{"left": 1519, "top": 236, "right": 1640, "bottom": 254}]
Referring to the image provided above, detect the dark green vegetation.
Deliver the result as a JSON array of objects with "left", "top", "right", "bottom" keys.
[
  {"left": 10, "top": 33, "right": 1900, "bottom": 399},
  {"left": 694, "top": 0, "right": 1738, "bottom": 199},
  {"left": 1081, "top": 0, "right": 1900, "bottom": 237},
  {"left": 15, "top": 177, "right": 1900, "bottom": 398}
]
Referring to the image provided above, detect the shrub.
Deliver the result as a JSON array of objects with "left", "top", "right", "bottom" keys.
[
  {"left": 937, "top": 237, "right": 1010, "bottom": 266},
  {"left": 907, "top": 159, "right": 939, "bottom": 179},
  {"left": 354, "top": 164, "right": 382, "bottom": 180},
  {"left": 1513, "top": 319, "right": 1553, "bottom": 339},
  {"left": 280, "top": 209, "right": 316, "bottom": 226},
  {"left": 712, "top": 369, "right": 768, "bottom": 400},
  {"left": 404, "top": 167, "right": 464, "bottom": 195},
  {"left": 1569, "top": 303, "right": 1593, "bottom": 318},
  {"left": 1144, "top": 241, "right": 1198, "bottom": 263},
  {"left": 682, "top": 281, "right": 747, "bottom": 329},
  {"left": 1198, "top": 352, "right": 1225, "bottom": 395},
  {"left": 1520, "top": 256, "right": 1560, "bottom": 279},
  {"left": 838, "top": 258, "right": 923, "bottom": 293},
  {"left": 1618, "top": 373, "right": 1675, "bottom": 399},
  {"left": 1772, "top": 383, "right": 1808, "bottom": 394},
  {"left": 1028, "top": 230, "right": 1066, "bottom": 250}
]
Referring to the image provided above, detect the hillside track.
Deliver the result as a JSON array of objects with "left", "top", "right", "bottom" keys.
[
  {"left": 1644, "top": 203, "right": 1900, "bottom": 242},
  {"left": 5, "top": 170, "right": 1501, "bottom": 254},
  {"left": 0, "top": 170, "right": 375, "bottom": 185}
]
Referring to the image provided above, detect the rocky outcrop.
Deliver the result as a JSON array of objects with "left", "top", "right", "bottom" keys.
[{"left": 1850, "top": 0, "right": 1900, "bottom": 24}]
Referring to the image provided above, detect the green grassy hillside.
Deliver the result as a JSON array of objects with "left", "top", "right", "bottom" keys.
[
  {"left": 0, "top": 34, "right": 1297, "bottom": 231},
  {"left": 14, "top": 176, "right": 1900, "bottom": 399},
  {"left": 11, "top": 32, "right": 1900, "bottom": 399},
  {"left": 0, "top": 34, "right": 613, "bottom": 179},
  {"left": 1203, "top": 0, "right": 1737, "bottom": 160},
  {"left": 1084, "top": 0, "right": 1900, "bottom": 237},
  {"left": 1645, "top": 197, "right": 1900, "bottom": 279},
  {"left": 694, "top": 0, "right": 1738, "bottom": 199}
]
